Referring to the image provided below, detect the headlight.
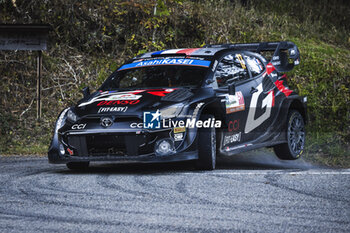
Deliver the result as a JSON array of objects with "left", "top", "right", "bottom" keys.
[
  {"left": 55, "top": 108, "right": 69, "bottom": 133},
  {"left": 59, "top": 143, "right": 65, "bottom": 155},
  {"left": 160, "top": 104, "right": 185, "bottom": 119},
  {"left": 67, "top": 109, "right": 78, "bottom": 123}
]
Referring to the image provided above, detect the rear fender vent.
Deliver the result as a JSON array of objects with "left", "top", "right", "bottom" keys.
[{"left": 262, "top": 76, "right": 275, "bottom": 93}]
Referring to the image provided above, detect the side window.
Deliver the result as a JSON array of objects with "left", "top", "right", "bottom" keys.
[
  {"left": 214, "top": 53, "right": 249, "bottom": 87},
  {"left": 244, "top": 55, "right": 264, "bottom": 77}
]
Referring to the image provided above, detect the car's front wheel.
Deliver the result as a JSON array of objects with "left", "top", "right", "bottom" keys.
[
  {"left": 274, "top": 110, "right": 305, "bottom": 160},
  {"left": 195, "top": 114, "right": 216, "bottom": 170},
  {"left": 66, "top": 162, "right": 90, "bottom": 170}
]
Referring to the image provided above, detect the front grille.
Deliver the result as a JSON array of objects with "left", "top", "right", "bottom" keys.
[
  {"left": 66, "top": 131, "right": 170, "bottom": 157},
  {"left": 86, "top": 135, "right": 127, "bottom": 156},
  {"left": 63, "top": 116, "right": 172, "bottom": 157}
]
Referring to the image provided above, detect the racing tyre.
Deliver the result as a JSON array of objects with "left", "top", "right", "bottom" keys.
[
  {"left": 274, "top": 110, "right": 305, "bottom": 160},
  {"left": 66, "top": 162, "right": 90, "bottom": 170},
  {"left": 195, "top": 114, "right": 216, "bottom": 170}
]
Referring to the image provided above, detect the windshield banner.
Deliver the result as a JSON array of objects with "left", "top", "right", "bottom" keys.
[{"left": 118, "top": 58, "right": 211, "bottom": 71}]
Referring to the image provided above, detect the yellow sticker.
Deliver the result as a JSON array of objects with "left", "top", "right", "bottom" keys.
[{"left": 174, "top": 127, "right": 186, "bottom": 133}]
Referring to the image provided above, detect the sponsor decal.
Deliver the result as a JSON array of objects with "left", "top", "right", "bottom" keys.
[
  {"left": 136, "top": 59, "right": 194, "bottom": 66},
  {"left": 223, "top": 132, "right": 241, "bottom": 146},
  {"left": 270, "top": 73, "right": 277, "bottom": 78},
  {"left": 130, "top": 123, "right": 144, "bottom": 129},
  {"left": 163, "top": 118, "right": 221, "bottom": 128},
  {"left": 133, "top": 110, "right": 221, "bottom": 129},
  {"left": 109, "top": 94, "right": 141, "bottom": 100},
  {"left": 271, "top": 61, "right": 281, "bottom": 66},
  {"left": 97, "top": 100, "right": 140, "bottom": 106},
  {"left": 118, "top": 58, "right": 211, "bottom": 71},
  {"left": 71, "top": 124, "right": 86, "bottom": 130},
  {"left": 78, "top": 90, "right": 144, "bottom": 107},
  {"left": 173, "top": 133, "right": 184, "bottom": 141},
  {"left": 143, "top": 110, "right": 161, "bottom": 129},
  {"left": 245, "top": 83, "right": 274, "bottom": 133},
  {"left": 97, "top": 106, "right": 128, "bottom": 113},
  {"left": 271, "top": 56, "right": 281, "bottom": 65},
  {"left": 225, "top": 91, "right": 245, "bottom": 114},
  {"left": 173, "top": 127, "right": 186, "bottom": 133},
  {"left": 228, "top": 119, "right": 240, "bottom": 132}
]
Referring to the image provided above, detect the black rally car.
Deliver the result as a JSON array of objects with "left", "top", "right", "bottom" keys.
[{"left": 48, "top": 41, "right": 307, "bottom": 170}]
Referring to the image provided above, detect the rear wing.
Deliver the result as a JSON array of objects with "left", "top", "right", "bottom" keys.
[{"left": 203, "top": 41, "right": 300, "bottom": 72}]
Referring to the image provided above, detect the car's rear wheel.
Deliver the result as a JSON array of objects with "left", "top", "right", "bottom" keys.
[
  {"left": 195, "top": 114, "right": 216, "bottom": 170},
  {"left": 66, "top": 162, "right": 90, "bottom": 170},
  {"left": 274, "top": 110, "right": 305, "bottom": 160}
]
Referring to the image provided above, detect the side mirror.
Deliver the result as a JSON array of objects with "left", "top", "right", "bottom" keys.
[
  {"left": 82, "top": 87, "right": 90, "bottom": 99},
  {"left": 228, "top": 83, "right": 236, "bottom": 95},
  {"left": 205, "top": 79, "right": 215, "bottom": 85}
]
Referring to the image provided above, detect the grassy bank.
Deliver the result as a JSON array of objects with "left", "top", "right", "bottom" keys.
[{"left": 305, "top": 133, "right": 350, "bottom": 168}]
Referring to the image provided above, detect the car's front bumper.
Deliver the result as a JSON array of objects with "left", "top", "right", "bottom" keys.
[
  {"left": 48, "top": 150, "right": 198, "bottom": 164},
  {"left": 48, "top": 124, "right": 198, "bottom": 164}
]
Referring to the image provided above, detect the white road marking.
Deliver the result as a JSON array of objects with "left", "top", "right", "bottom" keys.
[{"left": 181, "top": 171, "right": 350, "bottom": 175}]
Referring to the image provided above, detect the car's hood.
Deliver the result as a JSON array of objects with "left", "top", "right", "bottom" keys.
[{"left": 74, "top": 88, "right": 195, "bottom": 117}]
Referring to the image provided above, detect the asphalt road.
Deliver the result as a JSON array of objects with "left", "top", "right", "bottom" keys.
[{"left": 0, "top": 151, "right": 349, "bottom": 233}]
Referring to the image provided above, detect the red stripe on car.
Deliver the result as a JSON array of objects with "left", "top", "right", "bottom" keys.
[
  {"left": 275, "top": 80, "right": 292, "bottom": 97},
  {"left": 269, "top": 90, "right": 275, "bottom": 106},
  {"left": 147, "top": 91, "right": 167, "bottom": 97}
]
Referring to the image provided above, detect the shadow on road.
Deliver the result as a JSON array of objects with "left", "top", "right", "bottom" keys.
[{"left": 56, "top": 149, "right": 317, "bottom": 175}]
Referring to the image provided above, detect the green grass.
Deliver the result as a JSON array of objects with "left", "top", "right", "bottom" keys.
[
  {"left": 4, "top": 142, "right": 48, "bottom": 156},
  {"left": 304, "top": 131, "right": 350, "bottom": 168}
]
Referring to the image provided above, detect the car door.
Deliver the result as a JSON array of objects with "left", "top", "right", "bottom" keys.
[
  {"left": 242, "top": 53, "right": 277, "bottom": 143},
  {"left": 212, "top": 52, "right": 255, "bottom": 149}
]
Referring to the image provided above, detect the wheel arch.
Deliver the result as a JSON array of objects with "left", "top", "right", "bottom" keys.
[
  {"left": 288, "top": 98, "right": 307, "bottom": 124},
  {"left": 198, "top": 100, "right": 226, "bottom": 153},
  {"left": 199, "top": 100, "right": 225, "bottom": 124}
]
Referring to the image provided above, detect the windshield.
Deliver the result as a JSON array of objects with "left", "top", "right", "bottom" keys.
[{"left": 100, "top": 65, "right": 209, "bottom": 90}]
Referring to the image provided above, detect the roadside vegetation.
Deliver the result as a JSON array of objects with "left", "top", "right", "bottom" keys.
[{"left": 0, "top": 0, "right": 349, "bottom": 167}]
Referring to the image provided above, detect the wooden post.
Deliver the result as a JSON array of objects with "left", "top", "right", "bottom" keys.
[{"left": 36, "top": 50, "right": 42, "bottom": 120}]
